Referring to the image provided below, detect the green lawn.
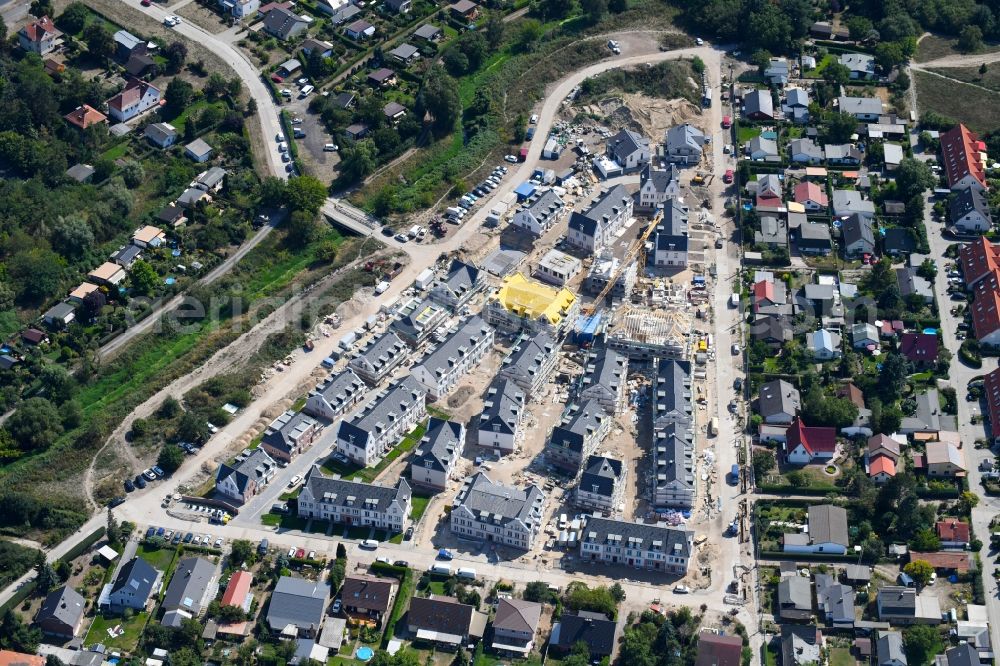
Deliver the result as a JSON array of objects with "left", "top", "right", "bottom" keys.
[
  {"left": 475, "top": 654, "right": 541, "bottom": 666},
  {"left": 737, "top": 125, "right": 761, "bottom": 143},
  {"left": 136, "top": 543, "right": 177, "bottom": 572},
  {"left": 101, "top": 141, "right": 130, "bottom": 161},
  {"left": 427, "top": 580, "right": 447, "bottom": 595},
  {"left": 327, "top": 421, "right": 429, "bottom": 484},
  {"left": 84, "top": 612, "right": 149, "bottom": 651},
  {"left": 262, "top": 512, "right": 281, "bottom": 527},
  {"left": 829, "top": 647, "right": 856, "bottom": 666},
  {"left": 802, "top": 53, "right": 836, "bottom": 78},
  {"left": 409, "top": 493, "right": 432, "bottom": 521},
  {"left": 261, "top": 512, "right": 308, "bottom": 530}
]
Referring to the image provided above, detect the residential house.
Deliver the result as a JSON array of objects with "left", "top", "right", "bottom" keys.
[
  {"left": 64, "top": 104, "right": 107, "bottom": 130},
  {"left": 868, "top": 434, "right": 902, "bottom": 463},
  {"left": 335, "top": 377, "right": 427, "bottom": 467},
  {"left": 106, "top": 79, "right": 161, "bottom": 123},
  {"left": 451, "top": 472, "right": 545, "bottom": 550},
  {"left": 511, "top": 189, "right": 565, "bottom": 236},
  {"left": 575, "top": 455, "right": 625, "bottom": 514},
  {"left": 111, "top": 244, "right": 141, "bottom": 268},
  {"left": 478, "top": 378, "right": 526, "bottom": 453},
  {"left": 386, "top": 45, "right": 419, "bottom": 68},
  {"left": 797, "top": 222, "right": 833, "bottom": 255},
  {"left": 884, "top": 143, "right": 905, "bottom": 170},
  {"left": 606, "top": 129, "right": 650, "bottom": 172},
  {"left": 840, "top": 52, "right": 876, "bottom": 79},
  {"left": 851, "top": 322, "right": 879, "bottom": 349},
  {"left": 900, "top": 390, "right": 943, "bottom": 435},
  {"left": 896, "top": 268, "right": 934, "bottom": 305},
  {"left": 925, "top": 440, "right": 966, "bottom": 477},
  {"left": 781, "top": 625, "right": 822, "bottom": 666},
  {"left": 35, "top": 586, "right": 85, "bottom": 639},
  {"left": 653, "top": 424, "right": 694, "bottom": 508},
  {"left": 764, "top": 58, "right": 790, "bottom": 85},
  {"left": 413, "top": 24, "right": 442, "bottom": 41},
  {"left": 984, "top": 365, "right": 1000, "bottom": 442},
  {"left": 448, "top": 0, "right": 480, "bottom": 22},
  {"left": 176, "top": 186, "right": 211, "bottom": 209},
  {"left": 694, "top": 632, "right": 743, "bottom": 666},
  {"left": 841, "top": 213, "right": 876, "bottom": 257},
  {"left": 753, "top": 315, "right": 793, "bottom": 348},
  {"left": 409, "top": 418, "right": 465, "bottom": 492},
  {"left": 579, "top": 348, "right": 628, "bottom": 414},
  {"left": 580, "top": 516, "right": 694, "bottom": 574},
  {"left": 876, "top": 631, "right": 907, "bottom": 666},
  {"left": 264, "top": 7, "right": 308, "bottom": 39},
  {"left": 260, "top": 410, "right": 320, "bottom": 463},
  {"left": 663, "top": 123, "right": 705, "bottom": 166},
  {"left": 777, "top": 576, "right": 813, "bottom": 620},
  {"left": 19, "top": 17, "right": 59, "bottom": 54},
  {"left": 815, "top": 573, "right": 856, "bottom": 626},
  {"left": 267, "top": 576, "right": 330, "bottom": 638},
  {"left": 429, "top": 260, "right": 485, "bottom": 311},
  {"left": 784, "top": 87, "right": 810, "bottom": 124},
  {"left": 340, "top": 575, "right": 396, "bottom": 626},
  {"left": 410, "top": 316, "right": 493, "bottom": 400},
  {"left": 491, "top": 598, "right": 542, "bottom": 656},
  {"left": 638, "top": 163, "right": 680, "bottom": 208},
  {"left": 789, "top": 138, "right": 824, "bottom": 165},
  {"left": 407, "top": 595, "right": 486, "bottom": 646},
  {"left": 219, "top": 0, "right": 260, "bottom": 19},
  {"left": 100, "top": 557, "right": 161, "bottom": 612},
  {"left": 43, "top": 302, "right": 77, "bottom": 329},
  {"left": 899, "top": 333, "right": 938, "bottom": 367},
  {"left": 649, "top": 197, "right": 689, "bottom": 269},
  {"left": 534, "top": 249, "right": 582, "bottom": 287},
  {"left": 783, "top": 504, "right": 849, "bottom": 554},
  {"left": 744, "top": 90, "right": 775, "bottom": 120},
  {"left": 161, "top": 557, "right": 218, "bottom": 620},
  {"left": 384, "top": 0, "right": 411, "bottom": 12},
  {"left": 297, "top": 466, "right": 411, "bottom": 532},
  {"left": 131, "top": 225, "right": 165, "bottom": 249},
  {"left": 972, "top": 285, "right": 1000, "bottom": 346},
  {"left": 485, "top": 273, "right": 578, "bottom": 338},
  {"left": 825, "top": 143, "right": 863, "bottom": 166},
  {"left": 65, "top": 164, "right": 95, "bottom": 183},
  {"left": 940, "top": 123, "right": 988, "bottom": 192},
  {"left": 794, "top": 181, "right": 828, "bottom": 212},
  {"left": 747, "top": 136, "right": 779, "bottom": 161},
  {"left": 950, "top": 186, "right": 992, "bottom": 234},
  {"left": 391, "top": 297, "right": 448, "bottom": 347},
  {"left": 883, "top": 228, "right": 918, "bottom": 255},
  {"left": 68, "top": 282, "right": 99, "bottom": 305},
  {"left": 550, "top": 611, "right": 617, "bottom": 661},
  {"left": 304, "top": 369, "right": 366, "bottom": 422},
  {"left": 185, "top": 138, "right": 213, "bottom": 163},
  {"left": 113, "top": 30, "right": 145, "bottom": 63},
  {"left": 755, "top": 174, "right": 783, "bottom": 207},
  {"left": 301, "top": 38, "right": 333, "bottom": 58},
  {"left": 758, "top": 379, "right": 800, "bottom": 425},
  {"left": 565, "top": 185, "right": 633, "bottom": 255},
  {"left": 838, "top": 95, "right": 885, "bottom": 121},
  {"left": 936, "top": 520, "right": 971, "bottom": 549},
  {"left": 833, "top": 190, "right": 876, "bottom": 219},
  {"left": 783, "top": 417, "right": 838, "bottom": 465},
  {"left": 344, "top": 19, "right": 376, "bottom": 40},
  {"left": 935, "top": 644, "right": 979, "bottom": 666},
  {"left": 215, "top": 448, "right": 278, "bottom": 504},
  {"left": 870, "top": 454, "right": 897, "bottom": 483},
  {"left": 876, "top": 586, "right": 942, "bottom": 625},
  {"left": 88, "top": 262, "right": 127, "bottom": 287},
  {"left": 545, "top": 400, "right": 609, "bottom": 473},
  {"left": 348, "top": 331, "right": 409, "bottom": 386},
  {"left": 144, "top": 122, "right": 178, "bottom": 148},
  {"left": 755, "top": 215, "right": 788, "bottom": 247}
]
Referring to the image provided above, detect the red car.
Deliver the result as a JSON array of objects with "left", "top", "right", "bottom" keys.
[
  {"left": 140, "top": 0, "right": 151, "bottom": 5},
  {"left": 271, "top": 74, "right": 284, "bottom": 83},
  {"left": 722, "top": 115, "right": 732, "bottom": 129},
  {"left": 295, "top": 548, "right": 305, "bottom": 558},
  {"left": 723, "top": 169, "right": 734, "bottom": 184}
]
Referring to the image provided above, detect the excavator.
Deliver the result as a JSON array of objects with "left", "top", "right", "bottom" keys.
[{"left": 582, "top": 205, "right": 664, "bottom": 316}]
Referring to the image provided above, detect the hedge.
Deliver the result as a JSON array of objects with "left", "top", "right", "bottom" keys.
[
  {"left": 370, "top": 561, "right": 408, "bottom": 578},
  {"left": 756, "top": 483, "right": 841, "bottom": 496}
]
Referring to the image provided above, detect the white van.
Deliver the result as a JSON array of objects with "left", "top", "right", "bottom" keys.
[
  {"left": 430, "top": 564, "right": 451, "bottom": 575},
  {"left": 360, "top": 539, "right": 378, "bottom": 550},
  {"left": 300, "top": 85, "right": 315, "bottom": 97},
  {"left": 456, "top": 567, "right": 477, "bottom": 581}
]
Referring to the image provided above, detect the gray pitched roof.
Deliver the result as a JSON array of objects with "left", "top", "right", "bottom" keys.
[
  {"left": 653, "top": 197, "right": 689, "bottom": 252},
  {"left": 657, "top": 428, "right": 693, "bottom": 490},
  {"left": 815, "top": 573, "right": 855, "bottom": 624},
  {"left": 501, "top": 331, "right": 556, "bottom": 382},
  {"left": 809, "top": 504, "right": 849, "bottom": 547},
  {"left": 216, "top": 448, "right": 277, "bottom": 494},
  {"left": 409, "top": 595, "right": 474, "bottom": 634},
  {"left": 665, "top": 123, "right": 704, "bottom": 152},
  {"left": 748, "top": 136, "right": 778, "bottom": 157},
  {"left": 267, "top": 575, "right": 330, "bottom": 632},
  {"left": 37, "top": 585, "right": 85, "bottom": 633},
  {"left": 521, "top": 189, "right": 564, "bottom": 223},
  {"left": 579, "top": 456, "right": 623, "bottom": 498},
  {"left": 479, "top": 378, "right": 525, "bottom": 435},
  {"left": 758, "top": 379, "right": 800, "bottom": 419},
  {"left": 311, "top": 369, "right": 365, "bottom": 413},
  {"left": 453, "top": 472, "right": 544, "bottom": 528},
  {"left": 555, "top": 611, "right": 616, "bottom": 656},
  {"left": 581, "top": 516, "right": 693, "bottom": 558},
  {"left": 842, "top": 213, "right": 875, "bottom": 248},
  {"left": 432, "top": 259, "right": 482, "bottom": 304},
  {"left": 951, "top": 186, "right": 991, "bottom": 222},
  {"left": 654, "top": 358, "right": 692, "bottom": 427},
  {"left": 877, "top": 586, "right": 916, "bottom": 614},
  {"left": 640, "top": 163, "right": 680, "bottom": 195},
  {"left": 778, "top": 576, "right": 812, "bottom": 610},
  {"left": 752, "top": 315, "right": 792, "bottom": 343},
  {"left": 337, "top": 376, "right": 426, "bottom": 448},
  {"left": 261, "top": 410, "right": 318, "bottom": 456},
  {"left": 789, "top": 138, "right": 823, "bottom": 161},
  {"left": 548, "top": 400, "right": 606, "bottom": 453},
  {"left": 786, "top": 88, "right": 809, "bottom": 107},
  {"left": 413, "top": 316, "right": 491, "bottom": 378},
  {"left": 110, "top": 557, "right": 159, "bottom": 601},
  {"left": 838, "top": 95, "right": 883, "bottom": 115},
  {"left": 568, "top": 184, "right": 631, "bottom": 237},
  {"left": 389, "top": 43, "right": 418, "bottom": 60},
  {"left": 941, "top": 643, "right": 978, "bottom": 666},
  {"left": 302, "top": 465, "right": 411, "bottom": 511},
  {"left": 745, "top": 90, "right": 774, "bottom": 118},
  {"left": 580, "top": 349, "right": 626, "bottom": 399},
  {"left": 493, "top": 597, "right": 541, "bottom": 634},
  {"left": 162, "top": 557, "right": 217, "bottom": 614},
  {"left": 412, "top": 418, "right": 464, "bottom": 473},
  {"left": 263, "top": 6, "right": 306, "bottom": 37},
  {"left": 607, "top": 129, "right": 649, "bottom": 163},
  {"left": 876, "top": 631, "right": 906, "bottom": 665},
  {"left": 349, "top": 331, "right": 408, "bottom": 379},
  {"left": 413, "top": 24, "right": 441, "bottom": 40}
]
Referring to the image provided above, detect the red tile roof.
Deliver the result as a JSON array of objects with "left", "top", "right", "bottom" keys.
[
  {"left": 899, "top": 332, "right": 938, "bottom": 363},
  {"left": 793, "top": 181, "right": 828, "bottom": 206},
  {"left": 221, "top": 570, "right": 252, "bottom": 607},
  {"left": 935, "top": 520, "right": 971, "bottom": 543},
  {"left": 836, "top": 383, "right": 865, "bottom": 409},
  {"left": 0, "top": 651, "right": 45, "bottom": 666},
  {"left": 785, "top": 417, "right": 837, "bottom": 455},
  {"left": 64, "top": 104, "right": 107, "bottom": 129},
  {"left": 107, "top": 79, "right": 159, "bottom": 113},
  {"left": 695, "top": 633, "right": 743, "bottom": 666},
  {"left": 20, "top": 16, "right": 57, "bottom": 43},
  {"left": 869, "top": 454, "right": 896, "bottom": 478},
  {"left": 971, "top": 287, "right": 1000, "bottom": 341},
  {"left": 909, "top": 551, "right": 971, "bottom": 572},
  {"left": 880, "top": 320, "right": 904, "bottom": 337},
  {"left": 753, "top": 280, "right": 774, "bottom": 304},
  {"left": 959, "top": 237, "right": 1000, "bottom": 287},
  {"left": 984, "top": 367, "right": 1000, "bottom": 438},
  {"left": 941, "top": 123, "right": 987, "bottom": 190}
]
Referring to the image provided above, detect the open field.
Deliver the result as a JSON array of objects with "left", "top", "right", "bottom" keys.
[
  {"left": 927, "top": 65, "right": 1000, "bottom": 92},
  {"left": 916, "top": 34, "right": 1000, "bottom": 62},
  {"left": 914, "top": 71, "right": 1000, "bottom": 133}
]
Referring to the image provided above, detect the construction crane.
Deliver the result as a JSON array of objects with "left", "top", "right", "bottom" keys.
[{"left": 582, "top": 206, "right": 664, "bottom": 316}]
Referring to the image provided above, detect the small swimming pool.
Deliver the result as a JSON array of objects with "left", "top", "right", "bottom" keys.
[
  {"left": 923, "top": 328, "right": 937, "bottom": 335},
  {"left": 356, "top": 647, "right": 375, "bottom": 662},
  {"left": 164, "top": 277, "right": 176, "bottom": 285}
]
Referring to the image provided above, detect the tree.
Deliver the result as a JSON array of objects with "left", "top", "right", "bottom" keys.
[
  {"left": 35, "top": 561, "right": 58, "bottom": 594},
  {"left": 338, "top": 139, "right": 378, "bottom": 183},
  {"left": 164, "top": 78, "right": 195, "bottom": 118},
  {"left": 205, "top": 72, "right": 228, "bottom": 100},
  {"left": 46, "top": 655, "right": 64, "bottom": 666},
  {"left": 6, "top": 397, "right": 63, "bottom": 452},
  {"left": 895, "top": 158, "right": 936, "bottom": 200},
  {"left": 980, "top": 63, "right": 989, "bottom": 77},
  {"left": 846, "top": 15, "right": 874, "bottom": 41},
  {"left": 910, "top": 528, "right": 940, "bottom": 552},
  {"left": 119, "top": 159, "right": 145, "bottom": 189},
  {"left": 752, "top": 450, "right": 776, "bottom": 479},
  {"left": 176, "top": 410, "right": 210, "bottom": 444},
  {"left": 286, "top": 210, "right": 319, "bottom": 248},
  {"left": 580, "top": 0, "right": 607, "bottom": 23},
  {"left": 316, "top": 240, "right": 338, "bottom": 263},
  {"left": 83, "top": 23, "right": 114, "bottom": 61},
  {"left": 259, "top": 176, "right": 287, "bottom": 207},
  {"left": 236, "top": 639, "right": 257, "bottom": 666},
  {"left": 484, "top": 12, "right": 504, "bottom": 50},
  {"left": 8, "top": 248, "right": 64, "bottom": 304},
  {"left": 513, "top": 18, "right": 544, "bottom": 52},
  {"left": 903, "top": 559, "right": 934, "bottom": 586},
  {"left": 904, "top": 624, "right": 944, "bottom": 666},
  {"left": 824, "top": 111, "right": 858, "bottom": 143},
  {"left": 129, "top": 260, "right": 159, "bottom": 296},
  {"left": 107, "top": 506, "right": 122, "bottom": 547},
  {"left": 609, "top": 582, "right": 625, "bottom": 603},
  {"left": 958, "top": 25, "right": 984, "bottom": 53},
  {"left": 49, "top": 214, "right": 94, "bottom": 261},
  {"left": 59, "top": 2, "right": 90, "bottom": 34},
  {"left": 532, "top": 0, "right": 573, "bottom": 21},
  {"left": 230, "top": 539, "right": 254, "bottom": 566},
  {"left": 747, "top": 4, "right": 792, "bottom": 53},
  {"left": 823, "top": 62, "right": 851, "bottom": 87},
  {"left": 157, "top": 445, "right": 184, "bottom": 474},
  {"left": 285, "top": 175, "right": 327, "bottom": 213},
  {"left": 609, "top": 0, "right": 627, "bottom": 12},
  {"left": 0, "top": 609, "right": 42, "bottom": 653},
  {"left": 164, "top": 42, "right": 188, "bottom": 72},
  {"left": 336, "top": 542, "right": 347, "bottom": 559},
  {"left": 874, "top": 42, "right": 907, "bottom": 72},
  {"left": 452, "top": 649, "right": 468, "bottom": 666},
  {"left": 416, "top": 67, "right": 461, "bottom": 136},
  {"left": 958, "top": 491, "right": 980, "bottom": 514},
  {"left": 879, "top": 354, "right": 910, "bottom": 402}
]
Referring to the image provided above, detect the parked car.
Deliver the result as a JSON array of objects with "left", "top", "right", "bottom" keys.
[
  {"left": 172, "top": 532, "right": 182, "bottom": 544},
  {"left": 156, "top": 527, "right": 165, "bottom": 537},
  {"left": 324, "top": 143, "right": 338, "bottom": 151},
  {"left": 124, "top": 479, "right": 135, "bottom": 492},
  {"left": 288, "top": 547, "right": 297, "bottom": 557},
  {"left": 151, "top": 466, "right": 164, "bottom": 477},
  {"left": 215, "top": 537, "right": 224, "bottom": 548},
  {"left": 393, "top": 560, "right": 409, "bottom": 567},
  {"left": 183, "top": 532, "right": 194, "bottom": 543},
  {"left": 295, "top": 548, "right": 305, "bottom": 559},
  {"left": 135, "top": 475, "right": 147, "bottom": 489},
  {"left": 437, "top": 549, "right": 454, "bottom": 560},
  {"left": 332, "top": 599, "right": 342, "bottom": 614},
  {"left": 673, "top": 585, "right": 690, "bottom": 594},
  {"left": 308, "top": 550, "right": 316, "bottom": 560},
  {"left": 288, "top": 475, "right": 302, "bottom": 488},
  {"left": 143, "top": 469, "right": 157, "bottom": 481},
  {"left": 145, "top": 527, "right": 155, "bottom": 538}
]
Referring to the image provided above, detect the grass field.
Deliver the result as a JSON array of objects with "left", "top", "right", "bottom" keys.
[
  {"left": 409, "top": 493, "right": 432, "bottom": 521},
  {"left": 915, "top": 71, "right": 1000, "bottom": 133},
  {"left": 927, "top": 65, "right": 1000, "bottom": 92},
  {"left": 828, "top": 647, "right": 856, "bottom": 666},
  {"left": 136, "top": 543, "right": 177, "bottom": 572},
  {"left": 84, "top": 612, "right": 149, "bottom": 651},
  {"left": 916, "top": 34, "right": 1000, "bottom": 62}
]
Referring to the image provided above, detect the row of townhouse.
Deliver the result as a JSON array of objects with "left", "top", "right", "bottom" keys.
[
  {"left": 511, "top": 189, "right": 566, "bottom": 236},
  {"left": 409, "top": 418, "right": 466, "bottom": 492},
  {"left": 429, "top": 259, "right": 487, "bottom": 311},
  {"left": 478, "top": 377, "right": 528, "bottom": 453},
  {"left": 410, "top": 316, "right": 494, "bottom": 400},
  {"left": 335, "top": 376, "right": 427, "bottom": 467},
  {"left": 564, "top": 185, "right": 634, "bottom": 256},
  {"left": 297, "top": 465, "right": 412, "bottom": 533},
  {"left": 941, "top": 124, "right": 994, "bottom": 235},
  {"left": 579, "top": 516, "right": 694, "bottom": 574},
  {"left": 450, "top": 472, "right": 546, "bottom": 550},
  {"left": 648, "top": 197, "right": 690, "bottom": 270},
  {"left": 651, "top": 359, "right": 696, "bottom": 509},
  {"left": 497, "top": 331, "right": 559, "bottom": 398},
  {"left": 349, "top": 330, "right": 410, "bottom": 385}
]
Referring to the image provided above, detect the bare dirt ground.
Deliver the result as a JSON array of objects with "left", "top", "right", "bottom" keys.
[
  {"left": 175, "top": 2, "right": 230, "bottom": 34},
  {"left": 590, "top": 93, "right": 705, "bottom": 140}
]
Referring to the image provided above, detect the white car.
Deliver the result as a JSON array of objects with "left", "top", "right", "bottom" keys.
[
  {"left": 297, "top": 77, "right": 309, "bottom": 86},
  {"left": 278, "top": 142, "right": 288, "bottom": 153},
  {"left": 291, "top": 117, "right": 303, "bottom": 124},
  {"left": 280, "top": 89, "right": 292, "bottom": 97},
  {"left": 308, "top": 550, "right": 316, "bottom": 560},
  {"left": 324, "top": 143, "right": 338, "bottom": 152},
  {"left": 673, "top": 585, "right": 691, "bottom": 594},
  {"left": 530, "top": 114, "right": 538, "bottom": 124},
  {"left": 695, "top": 37, "right": 703, "bottom": 45},
  {"left": 504, "top": 155, "right": 518, "bottom": 163},
  {"left": 288, "top": 547, "right": 297, "bottom": 557},
  {"left": 288, "top": 475, "right": 302, "bottom": 487},
  {"left": 215, "top": 537, "right": 223, "bottom": 548},
  {"left": 192, "top": 535, "right": 201, "bottom": 544}
]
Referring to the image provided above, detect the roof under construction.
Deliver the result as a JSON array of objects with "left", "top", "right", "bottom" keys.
[{"left": 606, "top": 304, "right": 690, "bottom": 361}]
